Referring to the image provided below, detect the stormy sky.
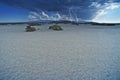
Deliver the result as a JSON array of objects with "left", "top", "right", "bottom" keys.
[{"left": 0, "top": 0, "right": 120, "bottom": 23}]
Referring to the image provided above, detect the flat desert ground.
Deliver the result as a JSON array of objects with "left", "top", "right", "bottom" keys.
[{"left": 0, "top": 24, "right": 120, "bottom": 80}]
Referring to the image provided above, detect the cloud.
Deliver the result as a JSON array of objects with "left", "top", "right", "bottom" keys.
[
  {"left": 93, "top": 10, "right": 107, "bottom": 20},
  {"left": 41, "top": 12, "right": 49, "bottom": 18},
  {"left": 0, "top": 0, "right": 120, "bottom": 22},
  {"left": 28, "top": 11, "right": 78, "bottom": 21},
  {"left": 92, "top": 1, "right": 120, "bottom": 21},
  {"left": 28, "top": 12, "right": 40, "bottom": 21},
  {"left": 28, "top": 11, "right": 60, "bottom": 21},
  {"left": 105, "top": 3, "right": 120, "bottom": 10},
  {"left": 89, "top": 2, "right": 101, "bottom": 8},
  {"left": 28, "top": 15, "right": 38, "bottom": 21}
]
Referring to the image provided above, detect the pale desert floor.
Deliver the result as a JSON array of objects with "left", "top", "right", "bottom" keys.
[{"left": 0, "top": 24, "right": 120, "bottom": 80}]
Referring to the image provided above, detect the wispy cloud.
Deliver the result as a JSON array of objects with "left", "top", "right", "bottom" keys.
[
  {"left": 28, "top": 12, "right": 40, "bottom": 21},
  {"left": 105, "top": 3, "right": 120, "bottom": 10},
  {"left": 28, "top": 11, "right": 68, "bottom": 21},
  {"left": 92, "top": 2, "right": 120, "bottom": 21},
  {"left": 89, "top": 2, "right": 101, "bottom": 8},
  {"left": 28, "top": 11, "right": 82, "bottom": 22},
  {"left": 41, "top": 12, "right": 49, "bottom": 18},
  {"left": 2, "top": 0, "right": 119, "bottom": 22},
  {"left": 3, "top": 0, "right": 119, "bottom": 21},
  {"left": 93, "top": 10, "right": 107, "bottom": 20}
]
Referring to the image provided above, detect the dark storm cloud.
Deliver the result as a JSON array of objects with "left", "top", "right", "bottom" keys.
[{"left": 0, "top": 0, "right": 120, "bottom": 21}]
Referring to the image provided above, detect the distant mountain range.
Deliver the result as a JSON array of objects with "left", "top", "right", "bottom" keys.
[{"left": 0, "top": 20, "right": 120, "bottom": 26}]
